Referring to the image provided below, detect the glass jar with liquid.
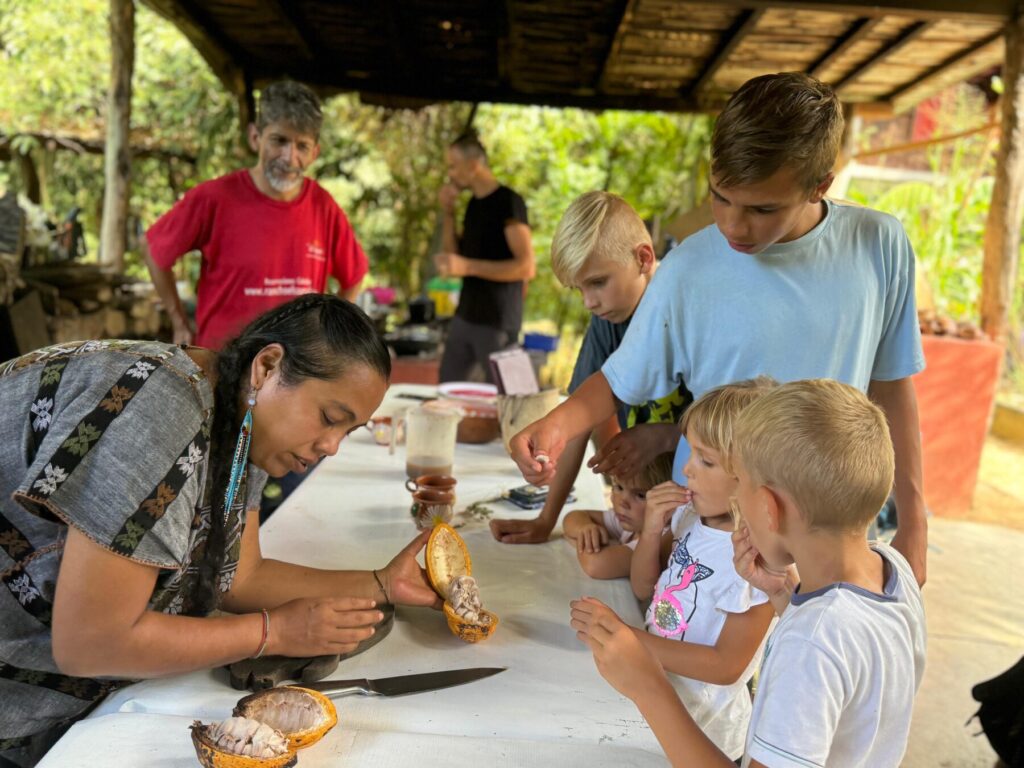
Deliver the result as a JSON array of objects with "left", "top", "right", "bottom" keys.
[{"left": 400, "top": 406, "right": 460, "bottom": 478}]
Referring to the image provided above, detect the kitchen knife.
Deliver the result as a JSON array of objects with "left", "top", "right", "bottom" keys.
[{"left": 296, "top": 667, "right": 505, "bottom": 698}]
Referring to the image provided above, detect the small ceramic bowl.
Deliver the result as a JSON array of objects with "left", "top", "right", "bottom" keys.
[{"left": 456, "top": 410, "right": 500, "bottom": 444}]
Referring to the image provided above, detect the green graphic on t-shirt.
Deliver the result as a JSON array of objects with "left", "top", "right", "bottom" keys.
[{"left": 626, "top": 387, "right": 690, "bottom": 428}]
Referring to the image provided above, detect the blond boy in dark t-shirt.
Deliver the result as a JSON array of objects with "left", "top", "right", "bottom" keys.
[{"left": 490, "top": 192, "right": 690, "bottom": 544}]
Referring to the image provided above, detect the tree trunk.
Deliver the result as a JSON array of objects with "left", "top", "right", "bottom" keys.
[
  {"left": 100, "top": 0, "right": 134, "bottom": 272},
  {"left": 39, "top": 145, "right": 55, "bottom": 211},
  {"left": 239, "top": 72, "right": 255, "bottom": 154},
  {"left": 981, "top": 11, "right": 1024, "bottom": 345},
  {"left": 17, "top": 150, "right": 41, "bottom": 204}
]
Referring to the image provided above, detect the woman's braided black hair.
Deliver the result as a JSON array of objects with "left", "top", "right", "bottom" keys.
[{"left": 189, "top": 294, "right": 390, "bottom": 614}]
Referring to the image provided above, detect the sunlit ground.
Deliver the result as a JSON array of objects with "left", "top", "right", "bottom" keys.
[{"left": 971, "top": 434, "right": 1024, "bottom": 531}]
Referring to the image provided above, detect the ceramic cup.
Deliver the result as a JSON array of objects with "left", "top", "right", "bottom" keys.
[
  {"left": 410, "top": 488, "right": 455, "bottom": 530},
  {"left": 366, "top": 416, "right": 403, "bottom": 446},
  {"left": 405, "top": 474, "right": 457, "bottom": 496}
]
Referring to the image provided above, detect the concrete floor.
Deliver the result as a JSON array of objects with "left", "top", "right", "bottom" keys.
[
  {"left": 969, "top": 436, "right": 1024, "bottom": 532},
  {"left": 902, "top": 436, "right": 1024, "bottom": 767}
]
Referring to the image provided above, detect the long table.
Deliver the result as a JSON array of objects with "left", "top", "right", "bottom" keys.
[{"left": 39, "top": 387, "right": 667, "bottom": 767}]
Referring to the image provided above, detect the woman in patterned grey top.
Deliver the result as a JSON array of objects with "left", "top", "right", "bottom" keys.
[{"left": 0, "top": 295, "right": 440, "bottom": 766}]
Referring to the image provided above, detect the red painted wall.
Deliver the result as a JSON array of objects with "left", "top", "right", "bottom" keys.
[{"left": 913, "top": 335, "right": 1003, "bottom": 516}]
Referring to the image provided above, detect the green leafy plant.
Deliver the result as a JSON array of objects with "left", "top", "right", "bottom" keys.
[
  {"left": 847, "top": 84, "right": 1022, "bottom": 399},
  {"left": 847, "top": 87, "right": 996, "bottom": 321}
]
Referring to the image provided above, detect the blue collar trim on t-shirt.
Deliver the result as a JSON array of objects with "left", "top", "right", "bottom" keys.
[{"left": 790, "top": 545, "right": 898, "bottom": 606}]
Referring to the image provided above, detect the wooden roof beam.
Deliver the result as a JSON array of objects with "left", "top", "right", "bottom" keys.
[
  {"left": 684, "top": 9, "right": 764, "bottom": 103},
  {"left": 141, "top": 0, "right": 249, "bottom": 96},
  {"left": 262, "top": 0, "right": 316, "bottom": 61},
  {"left": 832, "top": 20, "right": 932, "bottom": 95},
  {"left": 886, "top": 30, "right": 1006, "bottom": 112},
  {"left": 0, "top": 132, "right": 198, "bottom": 164},
  {"left": 303, "top": 73, "right": 706, "bottom": 113},
  {"left": 694, "top": 0, "right": 1013, "bottom": 23},
  {"left": 595, "top": 0, "right": 637, "bottom": 92},
  {"left": 382, "top": 0, "right": 412, "bottom": 89},
  {"left": 498, "top": 0, "right": 515, "bottom": 91},
  {"left": 807, "top": 17, "right": 883, "bottom": 80}
]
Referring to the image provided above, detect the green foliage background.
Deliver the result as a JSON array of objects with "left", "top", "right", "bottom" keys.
[
  {"left": 0, "top": 0, "right": 242, "bottom": 245},
  {"left": 0, "top": 0, "right": 1020, "bottom": 393},
  {"left": 310, "top": 98, "right": 712, "bottom": 333},
  {"left": 846, "top": 86, "right": 997, "bottom": 322},
  {"left": 0, "top": 0, "right": 712, "bottom": 338},
  {"left": 844, "top": 84, "right": 1024, "bottom": 396}
]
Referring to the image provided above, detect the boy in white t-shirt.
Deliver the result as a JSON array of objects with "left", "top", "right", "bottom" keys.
[
  {"left": 562, "top": 453, "right": 673, "bottom": 579},
  {"left": 572, "top": 379, "right": 926, "bottom": 768}
]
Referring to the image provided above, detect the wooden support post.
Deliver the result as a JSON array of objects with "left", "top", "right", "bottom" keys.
[
  {"left": 38, "top": 144, "right": 55, "bottom": 212},
  {"left": 981, "top": 10, "right": 1024, "bottom": 345},
  {"left": 462, "top": 103, "right": 479, "bottom": 134},
  {"left": 17, "top": 150, "right": 41, "bottom": 204},
  {"left": 100, "top": 0, "right": 134, "bottom": 272},
  {"left": 239, "top": 71, "right": 255, "bottom": 155},
  {"left": 831, "top": 102, "right": 861, "bottom": 199},
  {"left": 837, "top": 102, "right": 860, "bottom": 173}
]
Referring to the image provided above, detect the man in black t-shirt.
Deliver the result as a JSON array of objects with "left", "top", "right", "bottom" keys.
[{"left": 434, "top": 131, "right": 535, "bottom": 383}]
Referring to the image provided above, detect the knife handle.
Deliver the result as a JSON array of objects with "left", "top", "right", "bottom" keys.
[{"left": 298, "top": 678, "right": 372, "bottom": 697}]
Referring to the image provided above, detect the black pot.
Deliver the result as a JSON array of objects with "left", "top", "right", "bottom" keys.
[
  {"left": 387, "top": 337, "right": 438, "bottom": 356},
  {"left": 407, "top": 296, "right": 436, "bottom": 324},
  {"left": 385, "top": 325, "right": 440, "bottom": 356}
]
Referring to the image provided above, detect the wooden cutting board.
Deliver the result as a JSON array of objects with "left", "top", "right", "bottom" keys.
[{"left": 226, "top": 604, "right": 395, "bottom": 691}]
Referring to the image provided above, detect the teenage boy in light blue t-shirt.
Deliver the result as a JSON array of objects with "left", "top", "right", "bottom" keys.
[{"left": 510, "top": 72, "right": 928, "bottom": 586}]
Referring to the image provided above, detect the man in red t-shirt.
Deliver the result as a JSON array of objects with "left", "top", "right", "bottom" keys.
[{"left": 142, "top": 80, "right": 368, "bottom": 349}]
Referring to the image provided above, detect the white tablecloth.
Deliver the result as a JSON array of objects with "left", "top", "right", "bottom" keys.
[{"left": 40, "top": 386, "right": 666, "bottom": 767}]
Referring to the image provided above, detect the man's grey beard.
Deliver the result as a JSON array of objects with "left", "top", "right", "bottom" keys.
[{"left": 266, "top": 162, "right": 304, "bottom": 193}]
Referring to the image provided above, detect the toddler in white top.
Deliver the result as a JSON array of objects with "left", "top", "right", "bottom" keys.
[
  {"left": 643, "top": 501, "right": 769, "bottom": 759},
  {"left": 572, "top": 378, "right": 777, "bottom": 760},
  {"left": 562, "top": 453, "right": 673, "bottom": 579},
  {"left": 630, "top": 378, "right": 777, "bottom": 760}
]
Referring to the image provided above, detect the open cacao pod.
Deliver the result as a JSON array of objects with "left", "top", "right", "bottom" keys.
[
  {"left": 190, "top": 686, "right": 337, "bottom": 767},
  {"left": 426, "top": 523, "right": 498, "bottom": 642}
]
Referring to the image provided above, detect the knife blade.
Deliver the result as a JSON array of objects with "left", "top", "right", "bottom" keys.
[{"left": 296, "top": 667, "right": 505, "bottom": 698}]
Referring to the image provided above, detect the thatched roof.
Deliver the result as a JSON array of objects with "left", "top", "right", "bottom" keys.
[{"left": 143, "top": 0, "right": 1015, "bottom": 113}]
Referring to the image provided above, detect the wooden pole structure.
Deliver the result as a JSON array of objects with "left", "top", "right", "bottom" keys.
[
  {"left": 239, "top": 71, "right": 256, "bottom": 154},
  {"left": 17, "top": 152, "right": 42, "bottom": 205},
  {"left": 830, "top": 102, "right": 861, "bottom": 200},
  {"left": 100, "top": 0, "right": 135, "bottom": 272},
  {"left": 836, "top": 102, "right": 860, "bottom": 173},
  {"left": 981, "top": 7, "right": 1024, "bottom": 344}
]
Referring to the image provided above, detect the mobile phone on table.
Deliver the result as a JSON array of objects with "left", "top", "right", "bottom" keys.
[
  {"left": 507, "top": 484, "right": 575, "bottom": 509},
  {"left": 508, "top": 484, "right": 547, "bottom": 508}
]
